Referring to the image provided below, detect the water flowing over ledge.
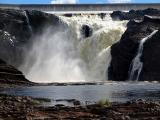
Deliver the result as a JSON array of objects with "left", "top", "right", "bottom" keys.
[
  {"left": 20, "top": 13, "right": 127, "bottom": 83},
  {"left": 129, "top": 30, "right": 158, "bottom": 81}
]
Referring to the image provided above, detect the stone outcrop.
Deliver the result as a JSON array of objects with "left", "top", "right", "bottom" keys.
[
  {"left": 81, "top": 24, "right": 93, "bottom": 38},
  {"left": 108, "top": 15, "right": 160, "bottom": 81},
  {"left": 0, "top": 59, "right": 31, "bottom": 85},
  {"left": 111, "top": 8, "right": 160, "bottom": 20}
]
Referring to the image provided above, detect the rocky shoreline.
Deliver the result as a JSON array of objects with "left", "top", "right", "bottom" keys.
[{"left": 0, "top": 93, "right": 159, "bottom": 120}]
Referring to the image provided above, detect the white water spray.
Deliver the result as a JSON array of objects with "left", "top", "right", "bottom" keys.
[
  {"left": 129, "top": 30, "right": 158, "bottom": 81},
  {"left": 21, "top": 28, "right": 87, "bottom": 83},
  {"left": 20, "top": 14, "right": 127, "bottom": 83}
]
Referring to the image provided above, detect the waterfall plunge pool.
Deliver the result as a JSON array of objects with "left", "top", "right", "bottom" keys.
[{"left": 1, "top": 82, "right": 160, "bottom": 106}]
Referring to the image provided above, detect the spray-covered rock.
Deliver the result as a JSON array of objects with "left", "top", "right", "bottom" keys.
[{"left": 81, "top": 24, "right": 93, "bottom": 38}]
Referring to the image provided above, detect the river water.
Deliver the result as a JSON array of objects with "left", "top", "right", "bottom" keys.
[{"left": 2, "top": 82, "right": 160, "bottom": 106}]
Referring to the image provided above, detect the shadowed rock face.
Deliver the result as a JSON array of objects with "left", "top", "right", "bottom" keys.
[
  {"left": 141, "top": 30, "right": 160, "bottom": 80},
  {"left": 0, "top": 9, "right": 65, "bottom": 67},
  {"left": 111, "top": 8, "right": 160, "bottom": 20},
  {"left": 109, "top": 15, "right": 160, "bottom": 81},
  {"left": 0, "top": 59, "right": 31, "bottom": 85}
]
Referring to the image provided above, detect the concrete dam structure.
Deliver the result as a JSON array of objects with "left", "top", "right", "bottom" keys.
[{"left": 0, "top": 4, "right": 160, "bottom": 13}]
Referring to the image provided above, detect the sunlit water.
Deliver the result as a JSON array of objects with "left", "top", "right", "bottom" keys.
[{"left": 1, "top": 82, "right": 160, "bottom": 106}]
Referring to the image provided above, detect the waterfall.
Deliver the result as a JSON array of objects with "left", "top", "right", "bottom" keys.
[
  {"left": 128, "top": 30, "right": 158, "bottom": 81},
  {"left": 24, "top": 11, "right": 33, "bottom": 34},
  {"left": 21, "top": 28, "right": 87, "bottom": 83},
  {"left": 20, "top": 13, "right": 127, "bottom": 83}
]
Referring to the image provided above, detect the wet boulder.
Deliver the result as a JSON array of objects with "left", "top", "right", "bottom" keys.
[
  {"left": 63, "top": 13, "right": 73, "bottom": 17},
  {"left": 99, "top": 13, "right": 106, "bottom": 19},
  {"left": 81, "top": 24, "right": 93, "bottom": 38}
]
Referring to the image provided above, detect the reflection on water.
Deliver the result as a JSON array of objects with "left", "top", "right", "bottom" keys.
[{"left": 1, "top": 82, "right": 160, "bottom": 106}]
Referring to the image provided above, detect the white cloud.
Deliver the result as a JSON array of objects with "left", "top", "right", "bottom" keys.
[
  {"left": 108, "top": 0, "right": 132, "bottom": 3},
  {"left": 51, "top": 0, "right": 78, "bottom": 4}
]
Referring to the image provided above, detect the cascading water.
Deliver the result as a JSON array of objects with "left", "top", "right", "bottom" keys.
[
  {"left": 20, "top": 13, "right": 127, "bottom": 83},
  {"left": 24, "top": 11, "right": 33, "bottom": 34},
  {"left": 128, "top": 30, "right": 158, "bottom": 81},
  {"left": 58, "top": 14, "right": 127, "bottom": 81}
]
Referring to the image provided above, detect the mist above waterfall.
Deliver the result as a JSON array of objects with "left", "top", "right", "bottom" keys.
[
  {"left": 20, "top": 28, "right": 86, "bottom": 83},
  {"left": 20, "top": 14, "right": 127, "bottom": 83}
]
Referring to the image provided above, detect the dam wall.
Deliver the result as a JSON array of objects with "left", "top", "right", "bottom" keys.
[{"left": 0, "top": 4, "right": 160, "bottom": 13}]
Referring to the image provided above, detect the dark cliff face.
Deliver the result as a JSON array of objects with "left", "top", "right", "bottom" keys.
[
  {"left": 0, "top": 9, "right": 65, "bottom": 67},
  {"left": 109, "top": 15, "right": 160, "bottom": 81},
  {"left": 111, "top": 8, "right": 160, "bottom": 21},
  {"left": 141, "top": 30, "right": 160, "bottom": 81},
  {"left": 25, "top": 10, "right": 64, "bottom": 34}
]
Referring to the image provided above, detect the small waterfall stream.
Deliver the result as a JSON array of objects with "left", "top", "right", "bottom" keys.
[
  {"left": 128, "top": 30, "right": 158, "bottom": 80},
  {"left": 24, "top": 11, "right": 33, "bottom": 34}
]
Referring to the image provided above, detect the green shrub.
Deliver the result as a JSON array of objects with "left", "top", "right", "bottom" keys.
[{"left": 96, "top": 98, "right": 112, "bottom": 107}]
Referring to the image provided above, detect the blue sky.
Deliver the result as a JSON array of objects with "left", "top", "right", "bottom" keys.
[{"left": 0, "top": 0, "right": 159, "bottom": 4}]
